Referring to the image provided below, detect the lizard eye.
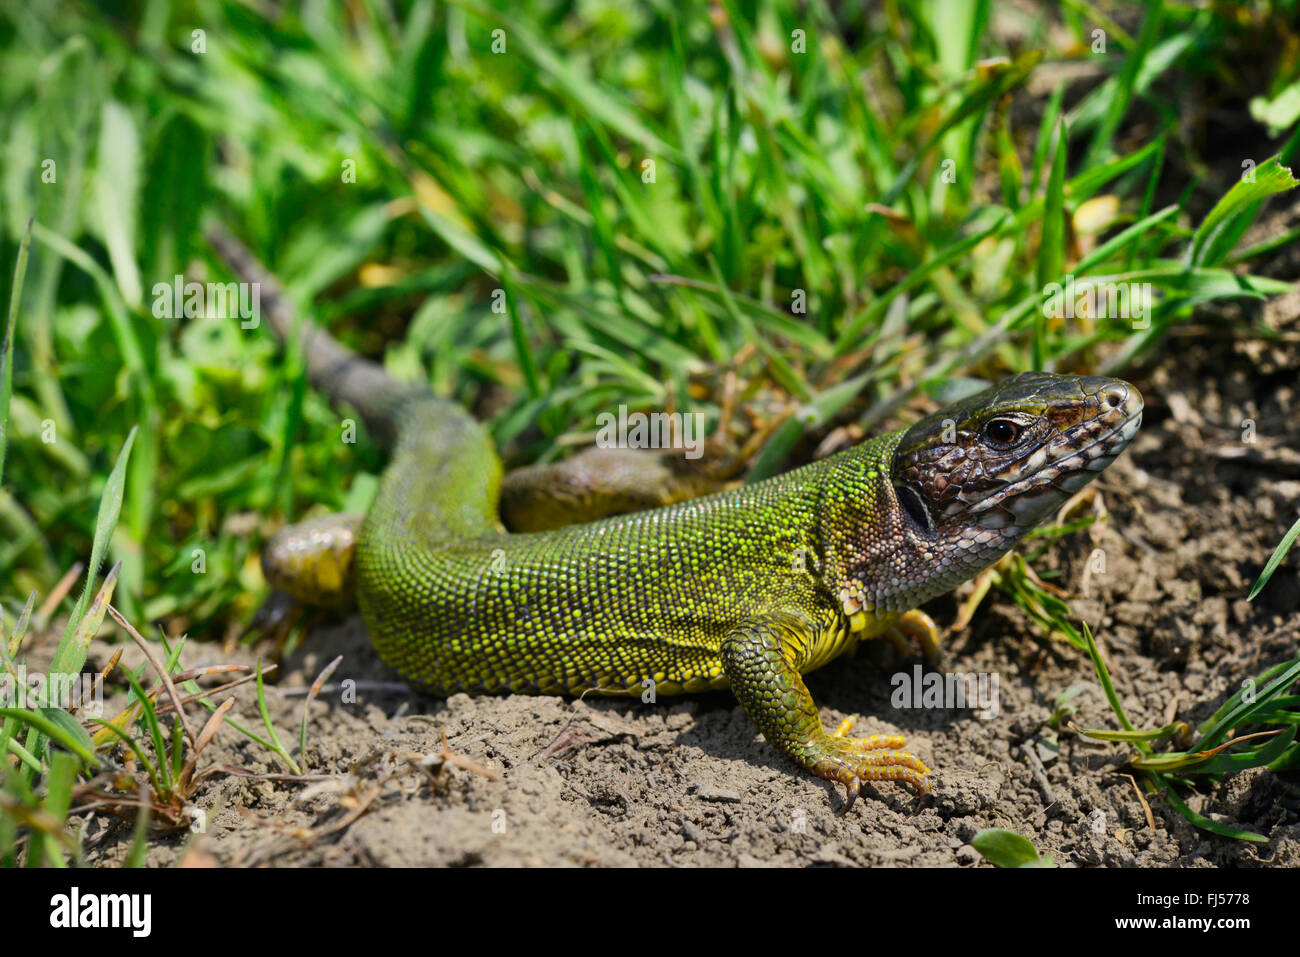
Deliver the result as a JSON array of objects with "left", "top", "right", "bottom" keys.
[{"left": 983, "top": 417, "right": 1023, "bottom": 447}]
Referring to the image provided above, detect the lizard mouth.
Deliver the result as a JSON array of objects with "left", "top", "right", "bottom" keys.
[{"left": 958, "top": 388, "right": 1143, "bottom": 531}]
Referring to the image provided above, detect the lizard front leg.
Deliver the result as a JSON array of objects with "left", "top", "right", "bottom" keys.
[{"left": 718, "top": 612, "right": 930, "bottom": 810}]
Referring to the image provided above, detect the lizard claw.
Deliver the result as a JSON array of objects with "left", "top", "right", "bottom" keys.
[
  {"left": 881, "top": 608, "right": 943, "bottom": 665},
  {"left": 809, "top": 728, "right": 931, "bottom": 811}
]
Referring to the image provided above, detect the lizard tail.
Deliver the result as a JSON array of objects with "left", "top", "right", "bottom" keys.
[
  {"left": 205, "top": 222, "right": 503, "bottom": 611},
  {"left": 203, "top": 222, "right": 422, "bottom": 450}
]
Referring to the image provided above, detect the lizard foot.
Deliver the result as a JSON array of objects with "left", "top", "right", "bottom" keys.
[
  {"left": 812, "top": 720, "right": 930, "bottom": 812},
  {"left": 881, "top": 608, "right": 942, "bottom": 665}
]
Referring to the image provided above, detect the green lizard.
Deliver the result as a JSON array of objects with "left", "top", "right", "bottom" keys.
[{"left": 210, "top": 226, "right": 1143, "bottom": 807}]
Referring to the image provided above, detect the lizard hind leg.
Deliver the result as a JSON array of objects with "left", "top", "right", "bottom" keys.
[{"left": 261, "top": 513, "right": 364, "bottom": 607}]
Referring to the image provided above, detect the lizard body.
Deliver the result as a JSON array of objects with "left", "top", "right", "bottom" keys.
[{"left": 211, "top": 227, "right": 1142, "bottom": 803}]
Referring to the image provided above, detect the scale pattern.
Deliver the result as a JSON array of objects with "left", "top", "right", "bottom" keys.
[{"left": 357, "top": 398, "right": 891, "bottom": 697}]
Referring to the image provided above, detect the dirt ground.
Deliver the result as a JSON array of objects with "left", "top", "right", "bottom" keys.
[{"left": 66, "top": 206, "right": 1300, "bottom": 868}]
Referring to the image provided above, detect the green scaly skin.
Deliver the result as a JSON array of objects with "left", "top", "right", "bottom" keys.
[{"left": 210, "top": 226, "right": 1143, "bottom": 805}]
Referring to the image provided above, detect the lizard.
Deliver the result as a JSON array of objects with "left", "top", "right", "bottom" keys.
[{"left": 207, "top": 225, "right": 1143, "bottom": 808}]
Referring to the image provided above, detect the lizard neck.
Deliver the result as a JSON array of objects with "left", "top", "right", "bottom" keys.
[{"left": 816, "top": 431, "right": 1020, "bottom": 616}]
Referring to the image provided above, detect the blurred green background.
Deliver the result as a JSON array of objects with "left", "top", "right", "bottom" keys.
[{"left": 2, "top": 0, "right": 1299, "bottom": 638}]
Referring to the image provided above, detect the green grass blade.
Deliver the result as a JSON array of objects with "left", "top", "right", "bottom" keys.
[
  {"left": 1187, "top": 156, "right": 1299, "bottom": 267},
  {"left": 52, "top": 424, "right": 136, "bottom": 678},
  {"left": 0, "top": 217, "right": 33, "bottom": 489},
  {"left": 1247, "top": 512, "right": 1300, "bottom": 601},
  {"left": 1083, "top": 0, "right": 1163, "bottom": 166},
  {"left": 255, "top": 661, "right": 301, "bottom": 775},
  {"left": 1035, "top": 118, "right": 1068, "bottom": 368},
  {"left": 0, "top": 709, "right": 96, "bottom": 764},
  {"left": 30, "top": 748, "right": 78, "bottom": 867},
  {"left": 1154, "top": 774, "right": 1267, "bottom": 843},
  {"left": 1082, "top": 622, "right": 1140, "bottom": 736},
  {"left": 88, "top": 717, "right": 164, "bottom": 796}
]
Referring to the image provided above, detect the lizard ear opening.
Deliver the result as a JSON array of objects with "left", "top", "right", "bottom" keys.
[{"left": 896, "top": 484, "right": 933, "bottom": 534}]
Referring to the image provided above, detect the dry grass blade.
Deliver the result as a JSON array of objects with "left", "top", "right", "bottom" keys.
[
  {"left": 210, "top": 766, "right": 344, "bottom": 782},
  {"left": 35, "top": 561, "right": 85, "bottom": 626},
  {"left": 299, "top": 654, "right": 344, "bottom": 766},
  {"left": 1121, "top": 773, "right": 1156, "bottom": 831},
  {"left": 107, "top": 603, "right": 196, "bottom": 747},
  {"left": 151, "top": 666, "right": 265, "bottom": 717},
  {"left": 414, "top": 729, "right": 501, "bottom": 781},
  {"left": 177, "top": 697, "right": 235, "bottom": 793},
  {"left": 63, "top": 559, "right": 121, "bottom": 673},
  {"left": 69, "top": 646, "right": 122, "bottom": 715},
  {"left": 1189, "top": 728, "right": 1285, "bottom": 760}
]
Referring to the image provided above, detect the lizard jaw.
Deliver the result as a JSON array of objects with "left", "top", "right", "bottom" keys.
[
  {"left": 839, "top": 374, "right": 1144, "bottom": 616},
  {"left": 961, "top": 396, "right": 1143, "bottom": 530}
]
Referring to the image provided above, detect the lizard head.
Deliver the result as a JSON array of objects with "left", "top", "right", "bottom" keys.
[
  {"left": 832, "top": 372, "right": 1142, "bottom": 619},
  {"left": 894, "top": 374, "right": 1138, "bottom": 546},
  {"left": 891, "top": 372, "right": 1142, "bottom": 542}
]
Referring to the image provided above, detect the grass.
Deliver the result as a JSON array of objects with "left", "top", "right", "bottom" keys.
[
  {"left": 1, "top": 225, "right": 318, "bottom": 863},
  {"left": 1078, "top": 624, "right": 1300, "bottom": 843},
  {"left": 1, "top": 225, "right": 332, "bottom": 860},
  {"left": 1249, "top": 514, "right": 1300, "bottom": 601},
  {"left": 2, "top": 0, "right": 1300, "bottom": 863}
]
